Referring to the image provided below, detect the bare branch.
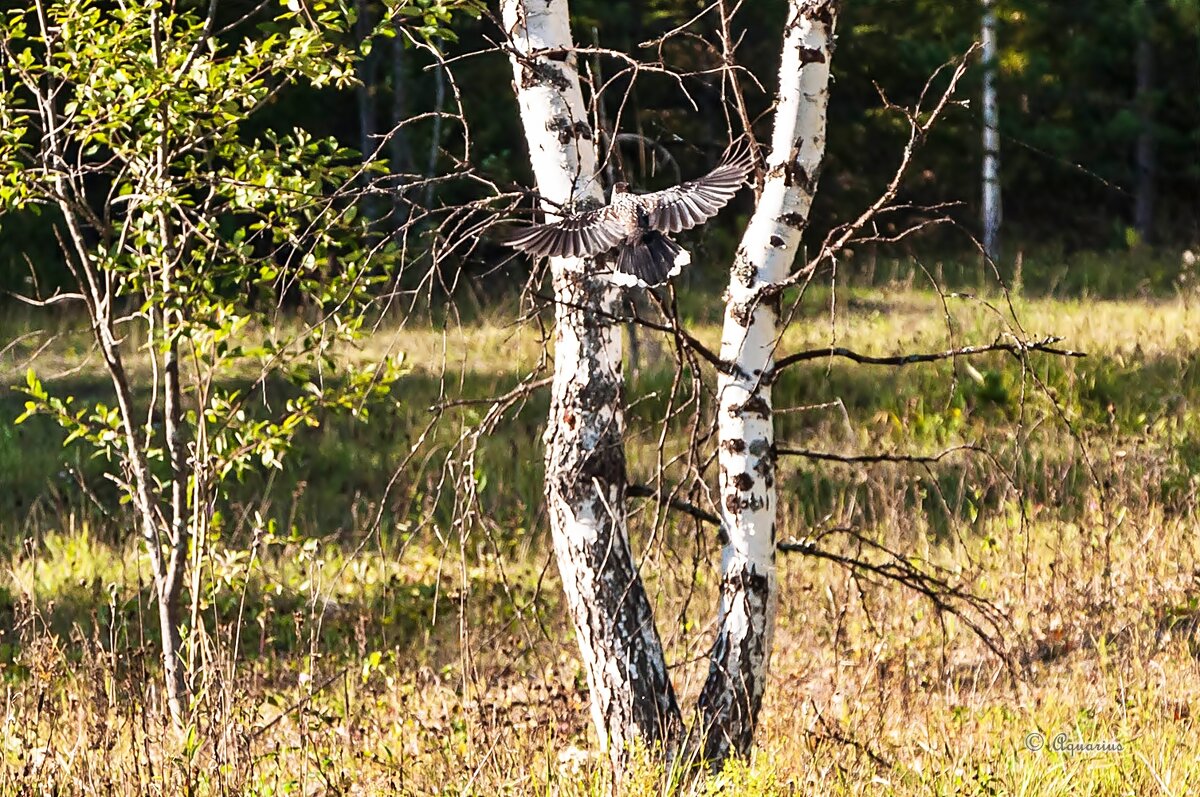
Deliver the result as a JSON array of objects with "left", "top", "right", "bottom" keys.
[
  {"left": 776, "top": 443, "right": 985, "bottom": 464},
  {"left": 771, "top": 335, "right": 1086, "bottom": 378},
  {"left": 764, "top": 44, "right": 982, "bottom": 299},
  {"left": 430, "top": 376, "right": 552, "bottom": 413},
  {"left": 779, "top": 530, "right": 1015, "bottom": 674},
  {"left": 627, "top": 484, "right": 722, "bottom": 529},
  {"left": 9, "top": 290, "right": 87, "bottom": 307}
]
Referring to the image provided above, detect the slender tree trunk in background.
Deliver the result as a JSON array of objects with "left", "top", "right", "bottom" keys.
[
  {"left": 355, "top": 0, "right": 378, "bottom": 163},
  {"left": 390, "top": 34, "right": 412, "bottom": 225},
  {"left": 49, "top": 29, "right": 190, "bottom": 727},
  {"left": 157, "top": 255, "right": 188, "bottom": 726},
  {"left": 499, "top": 0, "right": 682, "bottom": 766},
  {"left": 355, "top": 0, "right": 380, "bottom": 220},
  {"left": 981, "top": 0, "right": 1002, "bottom": 263},
  {"left": 1135, "top": 0, "right": 1156, "bottom": 243},
  {"left": 423, "top": 42, "right": 446, "bottom": 209},
  {"left": 698, "top": 0, "right": 837, "bottom": 763}
]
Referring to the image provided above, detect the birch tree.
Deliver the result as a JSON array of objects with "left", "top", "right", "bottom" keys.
[
  {"left": 698, "top": 0, "right": 838, "bottom": 761},
  {"left": 981, "top": 0, "right": 1002, "bottom": 261},
  {"left": 498, "top": 0, "right": 682, "bottom": 762}
]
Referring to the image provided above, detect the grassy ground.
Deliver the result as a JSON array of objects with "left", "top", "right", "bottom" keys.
[{"left": 3, "top": 257, "right": 1200, "bottom": 794}]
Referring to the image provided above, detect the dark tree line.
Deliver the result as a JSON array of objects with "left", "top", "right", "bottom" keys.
[{"left": 2, "top": 0, "right": 1197, "bottom": 295}]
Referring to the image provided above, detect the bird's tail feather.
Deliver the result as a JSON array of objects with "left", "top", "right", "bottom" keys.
[{"left": 614, "top": 232, "right": 691, "bottom": 287}]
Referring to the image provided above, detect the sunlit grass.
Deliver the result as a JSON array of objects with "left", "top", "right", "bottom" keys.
[{"left": 3, "top": 278, "right": 1200, "bottom": 794}]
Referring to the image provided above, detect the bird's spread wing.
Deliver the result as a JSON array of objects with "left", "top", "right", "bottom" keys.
[
  {"left": 504, "top": 205, "right": 626, "bottom": 259},
  {"left": 642, "top": 149, "right": 753, "bottom": 234}
]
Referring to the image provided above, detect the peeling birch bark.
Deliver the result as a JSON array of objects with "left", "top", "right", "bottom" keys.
[
  {"left": 699, "top": 0, "right": 838, "bottom": 763},
  {"left": 499, "top": 0, "right": 681, "bottom": 763}
]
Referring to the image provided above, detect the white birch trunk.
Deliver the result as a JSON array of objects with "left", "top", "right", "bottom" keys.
[
  {"left": 499, "top": 0, "right": 681, "bottom": 763},
  {"left": 982, "top": 0, "right": 1002, "bottom": 261},
  {"left": 699, "top": 0, "right": 837, "bottom": 762}
]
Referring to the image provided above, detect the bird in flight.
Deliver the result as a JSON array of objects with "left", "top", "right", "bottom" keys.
[{"left": 505, "top": 148, "right": 754, "bottom": 287}]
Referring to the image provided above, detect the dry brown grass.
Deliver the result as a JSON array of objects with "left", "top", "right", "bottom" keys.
[{"left": 3, "top": 287, "right": 1200, "bottom": 795}]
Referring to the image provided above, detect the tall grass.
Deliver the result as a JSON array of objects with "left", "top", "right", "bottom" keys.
[{"left": 3, "top": 264, "right": 1200, "bottom": 794}]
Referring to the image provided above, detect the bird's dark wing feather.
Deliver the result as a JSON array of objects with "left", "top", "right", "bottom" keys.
[
  {"left": 642, "top": 150, "right": 753, "bottom": 234},
  {"left": 504, "top": 205, "right": 626, "bottom": 259}
]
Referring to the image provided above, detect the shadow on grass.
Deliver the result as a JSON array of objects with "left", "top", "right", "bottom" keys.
[
  {"left": 5, "top": 340, "right": 1200, "bottom": 549},
  {"left": 1, "top": 531, "right": 556, "bottom": 682}
]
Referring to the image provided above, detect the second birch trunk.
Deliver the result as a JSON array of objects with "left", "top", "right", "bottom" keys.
[{"left": 699, "top": 0, "right": 837, "bottom": 763}]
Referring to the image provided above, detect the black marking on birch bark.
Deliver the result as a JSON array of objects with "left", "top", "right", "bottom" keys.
[
  {"left": 520, "top": 64, "right": 538, "bottom": 89},
  {"left": 724, "top": 438, "right": 747, "bottom": 454},
  {"left": 547, "top": 115, "right": 576, "bottom": 144},
  {"left": 769, "top": 234, "right": 785, "bottom": 248},
  {"left": 578, "top": 445, "right": 626, "bottom": 498},
  {"left": 726, "top": 567, "right": 770, "bottom": 596},
  {"left": 731, "top": 250, "right": 757, "bottom": 291},
  {"left": 723, "top": 492, "right": 766, "bottom": 512},
  {"left": 778, "top": 212, "right": 807, "bottom": 230},
  {"left": 698, "top": 566, "right": 772, "bottom": 760},
  {"left": 729, "top": 394, "right": 770, "bottom": 418},
  {"left": 522, "top": 60, "right": 572, "bottom": 91},
  {"left": 571, "top": 375, "right": 619, "bottom": 413},
  {"left": 795, "top": 157, "right": 825, "bottom": 193},
  {"left": 798, "top": 46, "right": 826, "bottom": 65},
  {"left": 808, "top": 0, "right": 840, "bottom": 26},
  {"left": 782, "top": 161, "right": 813, "bottom": 191},
  {"left": 752, "top": 449, "right": 775, "bottom": 489},
  {"left": 732, "top": 472, "right": 754, "bottom": 491},
  {"left": 545, "top": 118, "right": 593, "bottom": 142}
]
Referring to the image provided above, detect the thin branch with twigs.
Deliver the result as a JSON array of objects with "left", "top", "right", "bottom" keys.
[
  {"left": 771, "top": 335, "right": 1086, "bottom": 378},
  {"left": 775, "top": 443, "right": 985, "bottom": 464},
  {"left": 779, "top": 530, "right": 1016, "bottom": 675}
]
